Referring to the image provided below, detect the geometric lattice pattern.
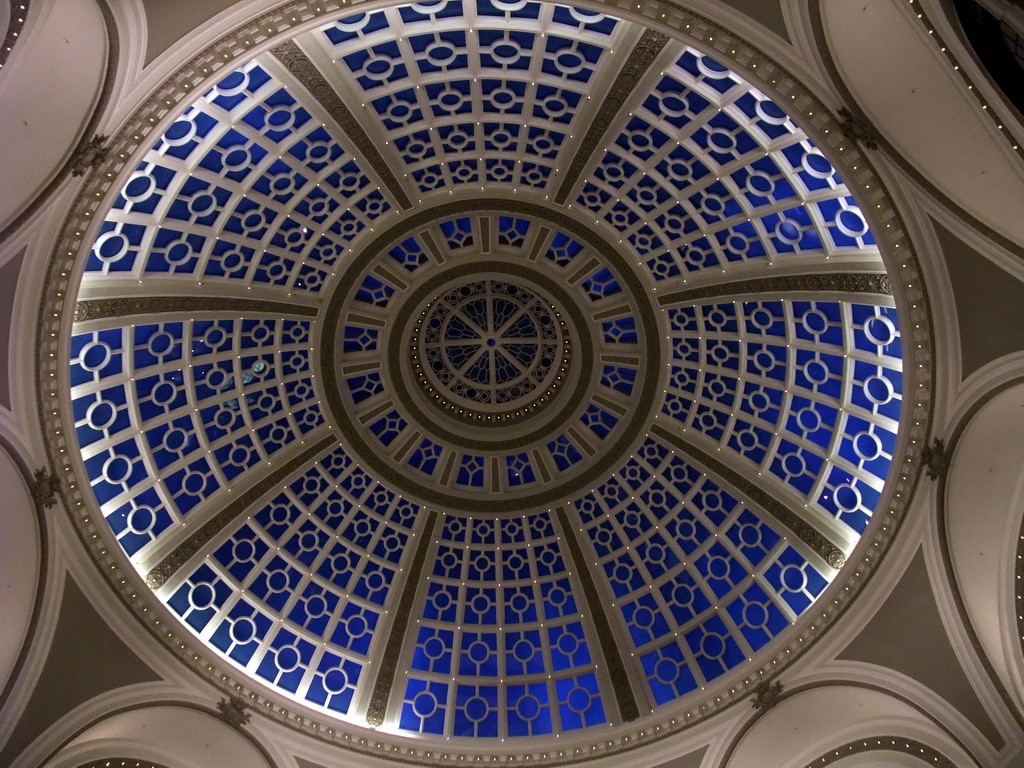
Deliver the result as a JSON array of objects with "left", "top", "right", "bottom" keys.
[
  {"left": 578, "top": 47, "right": 875, "bottom": 285},
  {"left": 662, "top": 299, "right": 902, "bottom": 534},
  {"left": 66, "top": 0, "right": 904, "bottom": 743},
  {"left": 311, "top": 1, "right": 629, "bottom": 196},
  {"left": 338, "top": 212, "right": 644, "bottom": 494},
  {"left": 415, "top": 278, "right": 567, "bottom": 409},
  {"left": 87, "top": 61, "right": 394, "bottom": 293},
  {"left": 71, "top": 317, "right": 322, "bottom": 553},
  {"left": 401, "top": 511, "right": 603, "bottom": 737},
  {"left": 572, "top": 437, "right": 830, "bottom": 705},
  {"left": 163, "top": 445, "right": 422, "bottom": 716}
]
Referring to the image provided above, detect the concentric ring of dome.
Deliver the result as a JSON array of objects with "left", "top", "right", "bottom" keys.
[
  {"left": 56, "top": 0, "right": 919, "bottom": 758},
  {"left": 412, "top": 277, "right": 570, "bottom": 418},
  {"left": 319, "top": 202, "right": 659, "bottom": 509}
]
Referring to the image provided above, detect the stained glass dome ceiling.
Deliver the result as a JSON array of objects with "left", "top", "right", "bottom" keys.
[{"left": 63, "top": 0, "right": 912, "bottom": 758}]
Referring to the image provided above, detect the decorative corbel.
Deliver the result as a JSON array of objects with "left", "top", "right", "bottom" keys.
[
  {"left": 365, "top": 702, "right": 385, "bottom": 728},
  {"left": 70, "top": 134, "right": 110, "bottom": 177},
  {"left": 922, "top": 438, "right": 949, "bottom": 481},
  {"left": 837, "top": 107, "right": 880, "bottom": 151},
  {"left": 751, "top": 680, "right": 784, "bottom": 711},
  {"left": 31, "top": 468, "right": 60, "bottom": 509},
  {"left": 216, "top": 696, "right": 252, "bottom": 727}
]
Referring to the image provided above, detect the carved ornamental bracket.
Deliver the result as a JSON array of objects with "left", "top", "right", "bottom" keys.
[
  {"left": 751, "top": 680, "right": 784, "bottom": 711},
  {"left": 217, "top": 696, "right": 252, "bottom": 727},
  {"left": 922, "top": 438, "right": 949, "bottom": 481},
  {"left": 70, "top": 135, "right": 110, "bottom": 177},
  {"left": 32, "top": 468, "right": 60, "bottom": 510},
  {"left": 837, "top": 107, "right": 880, "bottom": 151}
]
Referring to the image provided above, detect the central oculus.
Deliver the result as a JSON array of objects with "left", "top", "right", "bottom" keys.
[
  {"left": 322, "top": 208, "right": 661, "bottom": 509},
  {"left": 411, "top": 278, "right": 571, "bottom": 423}
]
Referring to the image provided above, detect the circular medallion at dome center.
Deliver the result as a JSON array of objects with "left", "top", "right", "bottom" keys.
[{"left": 411, "top": 278, "right": 570, "bottom": 423}]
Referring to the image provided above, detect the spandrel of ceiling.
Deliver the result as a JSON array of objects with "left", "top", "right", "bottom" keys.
[
  {"left": 822, "top": 0, "right": 1024, "bottom": 245},
  {"left": 63, "top": 0, "right": 906, "bottom": 751},
  {"left": 0, "top": 0, "right": 106, "bottom": 231}
]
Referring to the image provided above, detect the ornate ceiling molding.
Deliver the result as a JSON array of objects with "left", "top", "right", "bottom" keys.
[
  {"left": 364, "top": 508, "right": 441, "bottom": 727},
  {"left": 319, "top": 199, "right": 663, "bottom": 513},
  {"left": 804, "top": 735, "right": 957, "bottom": 768},
  {"left": 650, "top": 424, "right": 847, "bottom": 569},
  {"left": 271, "top": 39, "right": 413, "bottom": 209},
  {"left": 553, "top": 27, "right": 670, "bottom": 204},
  {"left": 74, "top": 296, "right": 319, "bottom": 322},
  {"left": 146, "top": 432, "right": 334, "bottom": 588},
  {"left": 556, "top": 505, "right": 642, "bottom": 723},
  {"left": 655, "top": 272, "right": 893, "bottom": 307}
]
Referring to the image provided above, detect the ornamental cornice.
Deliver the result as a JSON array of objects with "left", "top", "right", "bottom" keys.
[{"left": 74, "top": 296, "right": 318, "bottom": 322}]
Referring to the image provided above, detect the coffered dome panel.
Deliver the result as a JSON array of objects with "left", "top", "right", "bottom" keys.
[{"left": 53, "top": 0, "right": 923, "bottom": 761}]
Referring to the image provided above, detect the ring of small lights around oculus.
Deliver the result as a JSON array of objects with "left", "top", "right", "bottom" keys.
[
  {"left": 412, "top": 277, "right": 570, "bottom": 421},
  {"left": 391, "top": 263, "right": 587, "bottom": 440},
  {"left": 320, "top": 202, "right": 661, "bottom": 512}
]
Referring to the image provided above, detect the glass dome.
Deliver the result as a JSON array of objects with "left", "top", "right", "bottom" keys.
[{"left": 58, "top": 0, "right": 914, "bottom": 759}]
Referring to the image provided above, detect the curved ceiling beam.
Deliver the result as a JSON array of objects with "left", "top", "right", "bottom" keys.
[
  {"left": 650, "top": 424, "right": 846, "bottom": 568},
  {"left": 73, "top": 296, "right": 318, "bottom": 323},
  {"left": 654, "top": 271, "right": 893, "bottom": 307},
  {"left": 362, "top": 509, "right": 440, "bottom": 727},
  {"left": 145, "top": 432, "right": 334, "bottom": 588},
  {"left": 553, "top": 28, "right": 670, "bottom": 204},
  {"left": 271, "top": 39, "right": 413, "bottom": 209},
  {"left": 555, "top": 505, "right": 643, "bottom": 723}
]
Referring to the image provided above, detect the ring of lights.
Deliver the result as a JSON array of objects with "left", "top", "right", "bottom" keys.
[
  {"left": 320, "top": 202, "right": 661, "bottom": 512},
  {"left": 365, "top": 260, "right": 589, "bottom": 441},
  {"left": 410, "top": 276, "right": 571, "bottom": 421},
  {"left": 36, "top": 0, "right": 936, "bottom": 763}
]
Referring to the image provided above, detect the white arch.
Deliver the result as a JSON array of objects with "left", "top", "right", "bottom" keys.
[
  {"left": 0, "top": 440, "right": 40, "bottom": 700},
  {"left": 36, "top": 700, "right": 276, "bottom": 768},
  {"left": 828, "top": 752, "right": 944, "bottom": 768},
  {"left": 719, "top": 684, "right": 977, "bottom": 768},
  {"left": 945, "top": 376, "right": 1024, "bottom": 716},
  {"left": 819, "top": 0, "right": 1024, "bottom": 246}
]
